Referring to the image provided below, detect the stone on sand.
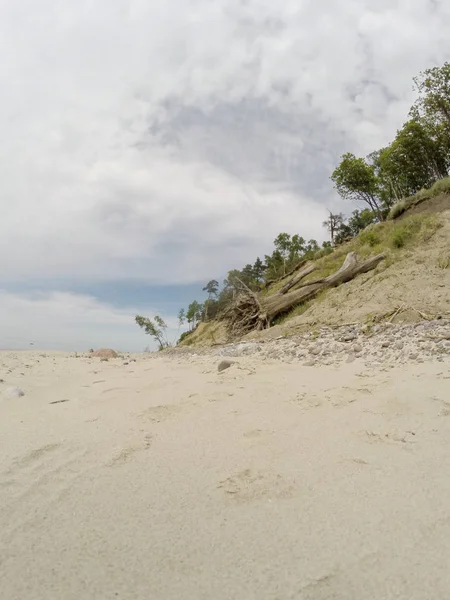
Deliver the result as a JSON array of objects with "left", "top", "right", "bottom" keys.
[
  {"left": 90, "top": 349, "right": 118, "bottom": 359},
  {"left": 4, "top": 387, "right": 25, "bottom": 398}
]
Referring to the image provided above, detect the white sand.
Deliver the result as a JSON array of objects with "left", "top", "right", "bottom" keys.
[{"left": 1, "top": 350, "right": 450, "bottom": 599}]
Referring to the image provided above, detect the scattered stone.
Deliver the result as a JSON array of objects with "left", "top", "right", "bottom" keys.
[
  {"left": 161, "top": 320, "right": 450, "bottom": 368},
  {"left": 218, "top": 360, "right": 234, "bottom": 373},
  {"left": 342, "top": 332, "right": 357, "bottom": 342},
  {"left": 309, "top": 346, "right": 321, "bottom": 356},
  {"left": 100, "top": 358, "right": 109, "bottom": 362},
  {"left": 4, "top": 387, "right": 25, "bottom": 398},
  {"left": 90, "top": 348, "right": 118, "bottom": 359}
]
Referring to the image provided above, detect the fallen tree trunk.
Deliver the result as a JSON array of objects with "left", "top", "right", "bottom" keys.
[
  {"left": 279, "top": 263, "right": 316, "bottom": 294},
  {"left": 263, "top": 258, "right": 308, "bottom": 289},
  {"left": 223, "top": 252, "right": 385, "bottom": 337}
]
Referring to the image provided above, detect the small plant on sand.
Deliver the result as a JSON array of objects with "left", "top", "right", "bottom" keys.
[
  {"left": 388, "top": 216, "right": 436, "bottom": 249},
  {"left": 389, "top": 177, "right": 450, "bottom": 220},
  {"left": 359, "top": 229, "right": 380, "bottom": 247},
  {"left": 389, "top": 200, "right": 408, "bottom": 219},
  {"left": 437, "top": 253, "right": 450, "bottom": 269},
  {"left": 391, "top": 230, "right": 407, "bottom": 248},
  {"left": 430, "top": 176, "right": 450, "bottom": 196}
]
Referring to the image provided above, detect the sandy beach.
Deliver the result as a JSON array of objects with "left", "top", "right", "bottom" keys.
[{"left": 1, "top": 348, "right": 450, "bottom": 599}]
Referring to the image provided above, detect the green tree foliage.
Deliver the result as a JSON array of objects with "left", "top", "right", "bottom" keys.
[
  {"left": 377, "top": 119, "right": 448, "bottom": 198},
  {"left": 264, "top": 233, "right": 317, "bottom": 280},
  {"left": 333, "top": 209, "right": 378, "bottom": 245},
  {"left": 202, "top": 279, "right": 219, "bottom": 299},
  {"left": 252, "top": 257, "right": 266, "bottom": 283},
  {"left": 331, "top": 153, "right": 383, "bottom": 219},
  {"left": 135, "top": 315, "right": 170, "bottom": 350},
  {"left": 333, "top": 62, "right": 450, "bottom": 219},
  {"left": 186, "top": 300, "right": 203, "bottom": 330},
  {"left": 241, "top": 264, "right": 256, "bottom": 285},
  {"left": 177, "top": 308, "right": 186, "bottom": 328},
  {"left": 412, "top": 62, "right": 450, "bottom": 125},
  {"left": 202, "top": 280, "right": 219, "bottom": 319},
  {"left": 347, "top": 209, "right": 377, "bottom": 236}
]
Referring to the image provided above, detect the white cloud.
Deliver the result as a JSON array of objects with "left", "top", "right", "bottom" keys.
[{"left": 0, "top": 290, "right": 176, "bottom": 352}]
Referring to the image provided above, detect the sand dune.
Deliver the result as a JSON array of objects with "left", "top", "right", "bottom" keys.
[{"left": 1, "top": 350, "right": 450, "bottom": 599}]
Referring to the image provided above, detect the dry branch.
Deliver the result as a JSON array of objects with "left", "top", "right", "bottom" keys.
[
  {"left": 279, "top": 263, "right": 316, "bottom": 294},
  {"left": 263, "top": 258, "right": 308, "bottom": 289},
  {"left": 223, "top": 252, "right": 385, "bottom": 338}
]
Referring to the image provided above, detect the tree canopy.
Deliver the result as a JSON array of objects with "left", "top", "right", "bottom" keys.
[{"left": 332, "top": 62, "right": 450, "bottom": 219}]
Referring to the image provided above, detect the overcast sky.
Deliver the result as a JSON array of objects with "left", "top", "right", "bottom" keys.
[{"left": 1, "top": 0, "right": 449, "bottom": 351}]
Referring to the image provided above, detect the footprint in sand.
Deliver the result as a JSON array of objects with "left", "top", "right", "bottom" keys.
[
  {"left": 1, "top": 443, "right": 91, "bottom": 517},
  {"left": 9, "top": 443, "right": 61, "bottom": 470},
  {"left": 243, "top": 429, "right": 265, "bottom": 438},
  {"left": 107, "top": 435, "right": 153, "bottom": 467},
  {"left": 242, "top": 429, "right": 274, "bottom": 445},
  {"left": 140, "top": 404, "right": 182, "bottom": 423},
  {"left": 217, "top": 468, "right": 295, "bottom": 502},
  {"left": 290, "top": 392, "right": 323, "bottom": 409}
]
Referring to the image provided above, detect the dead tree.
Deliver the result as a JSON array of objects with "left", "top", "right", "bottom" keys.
[
  {"left": 278, "top": 263, "right": 316, "bottom": 295},
  {"left": 263, "top": 258, "right": 308, "bottom": 289},
  {"left": 222, "top": 252, "right": 385, "bottom": 338}
]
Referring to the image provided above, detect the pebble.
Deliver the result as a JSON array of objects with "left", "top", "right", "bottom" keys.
[
  {"left": 163, "top": 321, "right": 450, "bottom": 368},
  {"left": 4, "top": 387, "right": 25, "bottom": 398},
  {"left": 309, "top": 346, "right": 321, "bottom": 356},
  {"left": 342, "top": 332, "right": 357, "bottom": 342}
]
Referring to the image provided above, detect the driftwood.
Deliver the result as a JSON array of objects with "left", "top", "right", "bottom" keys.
[
  {"left": 279, "top": 263, "right": 316, "bottom": 294},
  {"left": 223, "top": 252, "right": 385, "bottom": 338},
  {"left": 263, "top": 258, "right": 308, "bottom": 289}
]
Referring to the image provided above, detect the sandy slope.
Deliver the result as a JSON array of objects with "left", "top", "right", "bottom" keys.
[{"left": 1, "top": 350, "right": 450, "bottom": 599}]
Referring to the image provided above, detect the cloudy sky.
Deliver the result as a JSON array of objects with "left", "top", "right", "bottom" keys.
[{"left": 1, "top": 0, "right": 449, "bottom": 351}]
